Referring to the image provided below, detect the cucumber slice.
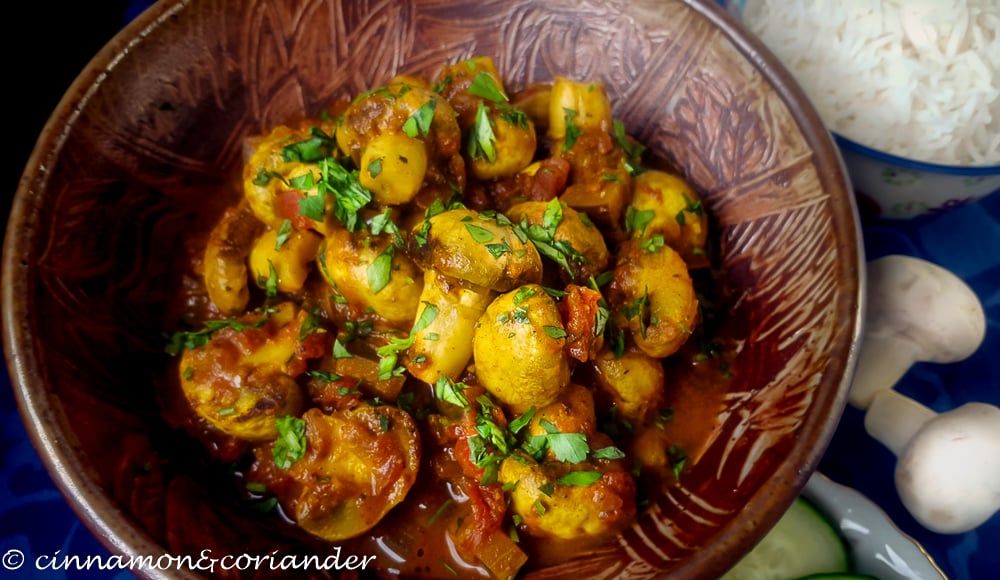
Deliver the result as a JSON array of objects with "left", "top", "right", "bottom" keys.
[
  {"left": 721, "top": 497, "right": 849, "bottom": 580},
  {"left": 797, "top": 575, "right": 878, "bottom": 579}
]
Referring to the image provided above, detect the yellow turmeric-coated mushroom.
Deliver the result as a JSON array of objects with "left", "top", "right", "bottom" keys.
[
  {"left": 498, "top": 456, "right": 636, "bottom": 543},
  {"left": 317, "top": 228, "right": 423, "bottom": 330},
  {"left": 592, "top": 347, "right": 665, "bottom": 423},
  {"left": 408, "top": 207, "right": 543, "bottom": 292},
  {"left": 178, "top": 303, "right": 322, "bottom": 440},
  {"left": 609, "top": 240, "right": 699, "bottom": 359},
  {"left": 248, "top": 227, "right": 323, "bottom": 295},
  {"left": 280, "top": 406, "right": 420, "bottom": 541},
  {"left": 629, "top": 169, "right": 709, "bottom": 266},
  {"left": 404, "top": 270, "right": 494, "bottom": 384},
  {"left": 506, "top": 200, "right": 610, "bottom": 283},
  {"left": 473, "top": 284, "right": 570, "bottom": 411},
  {"left": 202, "top": 200, "right": 265, "bottom": 315}
]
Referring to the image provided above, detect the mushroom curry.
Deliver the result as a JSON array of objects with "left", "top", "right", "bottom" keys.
[{"left": 163, "top": 56, "right": 737, "bottom": 578}]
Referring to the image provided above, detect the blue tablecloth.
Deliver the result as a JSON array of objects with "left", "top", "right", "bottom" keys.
[
  {"left": 819, "top": 189, "right": 1000, "bottom": 580},
  {"left": 1, "top": 2, "right": 998, "bottom": 578}
]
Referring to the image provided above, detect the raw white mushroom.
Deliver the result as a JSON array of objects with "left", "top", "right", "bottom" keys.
[
  {"left": 848, "top": 254, "right": 998, "bottom": 534},
  {"left": 866, "top": 391, "right": 1000, "bottom": 534},
  {"left": 849, "top": 255, "right": 986, "bottom": 409}
]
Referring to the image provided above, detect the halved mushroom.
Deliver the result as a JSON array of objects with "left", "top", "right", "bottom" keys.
[{"left": 404, "top": 207, "right": 543, "bottom": 383}]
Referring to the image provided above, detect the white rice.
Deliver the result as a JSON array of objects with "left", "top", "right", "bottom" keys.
[{"left": 740, "top": 0, "right": 1000, "bottom": 166}]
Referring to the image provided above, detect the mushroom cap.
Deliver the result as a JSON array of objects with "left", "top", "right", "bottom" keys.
[
  {"left": 409, "top": 207, "right": 543, "bottom": 292},
  {"left": 865, "top": 255, "right": 986, "bottom": 364},
  {"left": 895, "top": 402, "right": 1000, "bottom": 534}
]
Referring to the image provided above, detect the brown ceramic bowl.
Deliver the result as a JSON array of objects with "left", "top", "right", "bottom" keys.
[{"left": 2, "top": 0, "right": 862, "bottom": 578}]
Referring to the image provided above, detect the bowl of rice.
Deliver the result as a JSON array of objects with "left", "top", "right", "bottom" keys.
[{"left": 725, "top": 0, "right": 1000, "bottom": 220}]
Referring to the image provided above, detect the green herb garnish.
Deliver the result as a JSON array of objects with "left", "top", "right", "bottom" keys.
[
  {"left": 272, "top": 416, "right": 307, "bottom": 469},
  {"left": 403, "top": 99, "right": 437, "bottom": 138}
]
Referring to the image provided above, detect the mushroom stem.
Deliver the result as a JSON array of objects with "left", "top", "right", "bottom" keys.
[
  {"left": 848, "top": 255, "right": 998, "bottom": 534},
  {"left": 864, "top": 389, "right": 935, "bottom": 457},
  {"left": 848, "top": 336, "right": 922, "bottom": 409}
]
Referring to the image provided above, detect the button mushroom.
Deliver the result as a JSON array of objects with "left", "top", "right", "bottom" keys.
[
  {"left": 849, "top": 255, "right": 986, "bottom": 409},
  {"left": 404, "top": 206, "right": 543, "bottom": 384},
  {"left": 848, "top": 255, "right": 997, "bottom": 534},
  {"left": 865, "top": 391, "right": 1000, "bottom": 534},
  {"left": 473, "top": 284, "right": 571, "bottom": 411}
]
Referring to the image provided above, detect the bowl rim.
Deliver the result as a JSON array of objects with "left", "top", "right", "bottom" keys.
[
  {"left": 832, "top": 132, "right": 1000, "bottom": 176},
  {"left": 2, "top": 1, "right": 186, "bottom": 577},
  {"left": 678, "top": 0, "right": 864, "bottom": 576},
  {"left": 2, "top": 0, "right": 864, "bottom": 578}
]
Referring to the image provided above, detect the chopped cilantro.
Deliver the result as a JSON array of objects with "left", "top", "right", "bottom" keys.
[
  {"left": 543, "top": 326, "right": 568, "bottom": 339},
  {"left": 612, "top": 119, "right": 647, "bottom": 160},
  {"left": 317, "top": 156, "right": 372, "bottom": 232},
  {"left": 507, "top": 407, "right": 536, "bottom": 434},
  {"left": 557, "top": 471, "right": 603, "bottom": 486},
  {"left": 591, "top": 446, "right": 626, "bottom": 460},
  {"left": 467, "top": 101, "right": 497, "bottom": 163},
  {"left": 667, "top": 445, "right": 687, "bottom": 480},
  {"left": 375, "top": 302, "right": 439, "bottom": 379},
  {"left": 434, "top": 376, "right": 470, "bottom": 408},
  {"left": 272, "top": 416, "right": 307, "bottom": 469},
  {"left": 622, "top": 288, "right": 651, "bottom": 339},
  {"left": 264, "top": 260, "right": 279, "bottom": 297},
  {"left": 367, "top": 156, "right": 383, "bottom": 178},
  {"left": 512, "top": 286, "right": 536, "bottom": 305},
  {"left": 282, "top": 135, "right": 332, "bottom": 163},
  {"left": 332, "top": 338, "right": 353, "bottom": 359},
  {"left": 639, "top": 233, "right": 665, "bottom": 253},
  {"left": 307, "top": 370, "right": 342, "bottom": 382},
  {"left": 562, "top": 108, "right": 582, "bottom": 151},
  {"left": 402, "top": 99, "right": 437, "bottom": 138},
  {"left": 164, "top": 308, "right": 275, "bottom": 355},
  {"left": 464, "top": 223, "right": 495, "bottom": 243},
  {"left": 274, "top": 219, "right": 292, "bottom": 250},
  {"left": 367, "top": 245, "right": 394, "bottom": 294},
  {"left": 625, "top": 206, "right": 655, "bottom": 235},
  {"left": 467, "top": 71, "right": 508, "bottom": 103},
  {"left": 516, "top": 199, "right": 586, "bottom": 276}
]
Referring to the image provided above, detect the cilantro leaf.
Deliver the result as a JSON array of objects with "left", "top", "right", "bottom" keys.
[
  {"left": 543, "top": 326, "right": 568, "bottom": 339},
  {"left": 464, "top": 223, "right": 495, "bottom": 243},
  {"left": 274, "top": 219, "right": 293, "bottom": 250},
  {"left": 403, "top": 99, "right": 437, "bottom": 138},
  {"left": 164, "top": 309, "right": 274, "bottom": 355},
  {"left": 272, "top": 416, "right": 307, "bottom": 469},
  {"left": 562, "top": 108, "right": 582, "bottom": 151},
  {"left": 282, "top": 137, "right": 330, "bottom": 163},
  {"left": 507, "top": 407, "right": 536, "bottom": 434},
  {"left": 467, "top": 101, "right": 497, "bottom": 163},
  {"left": 367, "top": 245, "right": 394, "bottom": 294},
  {"left": 298, "top": 191, "right": 326, "bottom": 222},
  {"left": 591, "top": 446, "right": 626, "bottom": 460},
  {"left": 625, "top": 206, "right": 655, "bottom": 235},
  {"left": 375, "top": 302, "right": 439, "bottom": 379},
  {"left": 556, "top": 471, "right": 603, "bottom": 486},
  {"left": 467, "top": 71, "right": 509, "bottom": 103},
  {"left": 317, "top": 157, "right": 372, "bottom": 232},
  {"left": 434, "top": 376, "right": 470, "bottom": 408},
  {"left": 545, "top": 432, "right": 589, "bottom": 464}
]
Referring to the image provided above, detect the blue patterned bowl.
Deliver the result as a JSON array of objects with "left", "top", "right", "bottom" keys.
[{"left": 834, "top": 134, "right": 1000, "bottom": 221}]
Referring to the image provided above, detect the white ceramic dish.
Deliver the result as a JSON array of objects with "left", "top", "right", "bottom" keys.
[{"left": 802, "top": 473, "right": 947, "bottom": 580}]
